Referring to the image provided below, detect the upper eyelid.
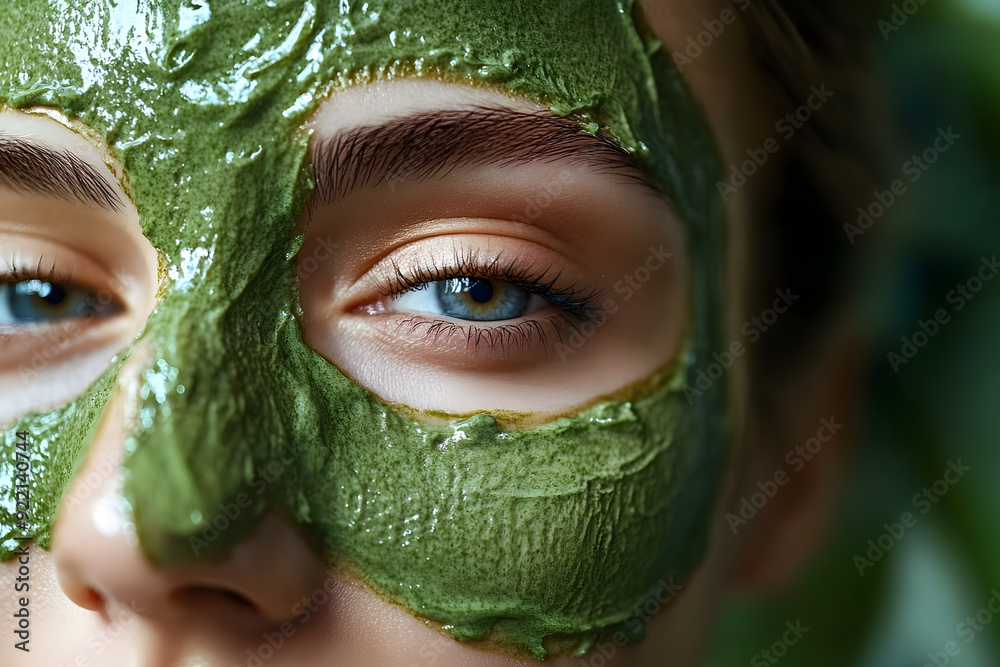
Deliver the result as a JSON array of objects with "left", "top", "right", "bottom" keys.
[
  {"left": 0, "top": 241, "right": 136, "bottom": 309},
  {"left": 0, "top": 259, "right": 76, "bottom": 286},
  {"left": 368, "top": 245, "right": 605, "bottom": 302},
  {"left": 382, "top": 264, "right": 602, "bottom": 306}
]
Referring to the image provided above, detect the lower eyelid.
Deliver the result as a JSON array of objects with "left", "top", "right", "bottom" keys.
[
  {"left": 0, "top": 313, "right": 134, "bottom": 373},
  {"left": 380, "top": 310, "right": 579, "bottom": 356}
]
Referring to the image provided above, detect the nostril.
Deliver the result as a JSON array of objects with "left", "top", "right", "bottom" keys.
[
  {"left": 81, "top": 586, "right": 105, "bottom": 612},
  {"left": 172, "top": 586, "right": 257, "bottom": 613},
  {"left": 218, "top": 589, "right": 256, "bottom": 610}
]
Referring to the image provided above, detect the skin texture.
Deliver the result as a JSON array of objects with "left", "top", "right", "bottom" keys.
[
  {"left": 0, "top": 0, "right": 860, "bottom": 664},
  {"left": 0, "top": 0, "right": 729, "bottom": 658}
]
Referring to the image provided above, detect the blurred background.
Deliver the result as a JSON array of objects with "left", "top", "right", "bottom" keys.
[{"left": 708, "top": 0, "right": 1000, "bottom": 664}]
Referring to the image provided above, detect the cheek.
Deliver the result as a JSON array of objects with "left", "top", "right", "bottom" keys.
[
  {"left": 260, "top": 341, "right": 710, "bottom": 659},
  {"left": 0, "top": 353, "right": 130, "bottom": 562},
  {"left": 113, "top": 270, "right": 715, "bottom": 659}
]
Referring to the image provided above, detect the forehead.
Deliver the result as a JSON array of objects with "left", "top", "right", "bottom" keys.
[
  {"left": 2, "top": 1, "right": 656, "bottom": 135},
  {"left": 3, "top": 1, "right": 693, "bottom": 244},
  {"left": 0, "top": 5, "right": 727, "bottom": 290}
]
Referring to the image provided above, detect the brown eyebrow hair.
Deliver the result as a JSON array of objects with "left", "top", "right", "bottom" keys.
[
  {"left": 310, "top": 105, "right": 661, "bottom": 205},
  {"left": 0, "top": 134, "right": 124, "bottom": 212}
]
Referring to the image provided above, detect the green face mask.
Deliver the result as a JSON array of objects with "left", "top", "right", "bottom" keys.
[{"left": 0, "top": 0, "right": 726, "bottom": 659}]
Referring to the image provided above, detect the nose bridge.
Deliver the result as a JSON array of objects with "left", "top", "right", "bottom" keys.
[
  {"left": 123, "top": 240, "right": 302, "bottom": 565},
  {"left": 35, "top": 243, "right": 335, "bottom": 629}
]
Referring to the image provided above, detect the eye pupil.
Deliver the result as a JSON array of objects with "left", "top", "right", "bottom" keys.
[
  {"left": 466, "top": 279, "right": 494, "bottom": 304},
  {"left": 443, "top": 277, "right": 496, "bottom": 304},
  {"left": 44, "top": 285, "right": 66, "bottom": 305},
  {"left": 41, "top": 285, "right": 66, "bottom": 306}
]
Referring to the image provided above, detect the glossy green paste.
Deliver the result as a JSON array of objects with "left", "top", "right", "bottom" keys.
[{"left": 0, "top": 0, "right": 725, "bottom": 658}]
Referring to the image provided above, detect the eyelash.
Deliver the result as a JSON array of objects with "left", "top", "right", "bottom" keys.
[
  {"left": 1, "top": 256, "right": 75, "bottom": 285},
  {"left": 0, "top": 257, "right": 74, "bottom": 342},
  {"left": 370, "top": 250, "right": 607, "bottom": 353}
]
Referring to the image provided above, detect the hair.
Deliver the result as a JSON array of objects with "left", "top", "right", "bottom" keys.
[{"left": 736, "top": 0, "right": 890, "bottom": 373}]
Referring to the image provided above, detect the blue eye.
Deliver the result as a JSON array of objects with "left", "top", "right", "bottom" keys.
[
  {"left": 0, "top": 279, "right": 121, "bottom": 325},
  {"left": 438, "top": 278, "right": 530, "bottom": 321},
  {"left": 392, "top": 277, "right": 548, "bottom": 322}
]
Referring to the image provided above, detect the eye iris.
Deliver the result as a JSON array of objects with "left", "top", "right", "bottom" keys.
[
  {"left": 437, "top": 277, "right": 529, "bottom": 321},
  {"left": 1, "top": 280, "right": 117, "bottom": 323},
  {"left": 22, "top": 281, "right": 66, "bottom": 307}
]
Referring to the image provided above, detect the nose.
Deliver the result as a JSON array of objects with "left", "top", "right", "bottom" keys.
[{"left": 50, "top": 354, "right": 329, "bottom": 632}]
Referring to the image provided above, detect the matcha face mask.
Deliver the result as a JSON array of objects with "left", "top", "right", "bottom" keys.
[{"left": 0, "top": 0, "right": 726, "bottom": 658}]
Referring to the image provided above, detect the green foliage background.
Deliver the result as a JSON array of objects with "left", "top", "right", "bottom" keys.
[{"left": 709, "top": 1, "right": 1000, "bottom": 665}]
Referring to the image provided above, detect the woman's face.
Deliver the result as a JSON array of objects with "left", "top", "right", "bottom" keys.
[{"left": 0, "top": 0, "right": 783, "bottom": 665}]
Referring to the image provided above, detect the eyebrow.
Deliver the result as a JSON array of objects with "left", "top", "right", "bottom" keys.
[
  {"left": 311, "top": 105, "right": 661, "bottom": 205},
  {"left": 0, "top": 134, "right": 124, "bottom": 212}
]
